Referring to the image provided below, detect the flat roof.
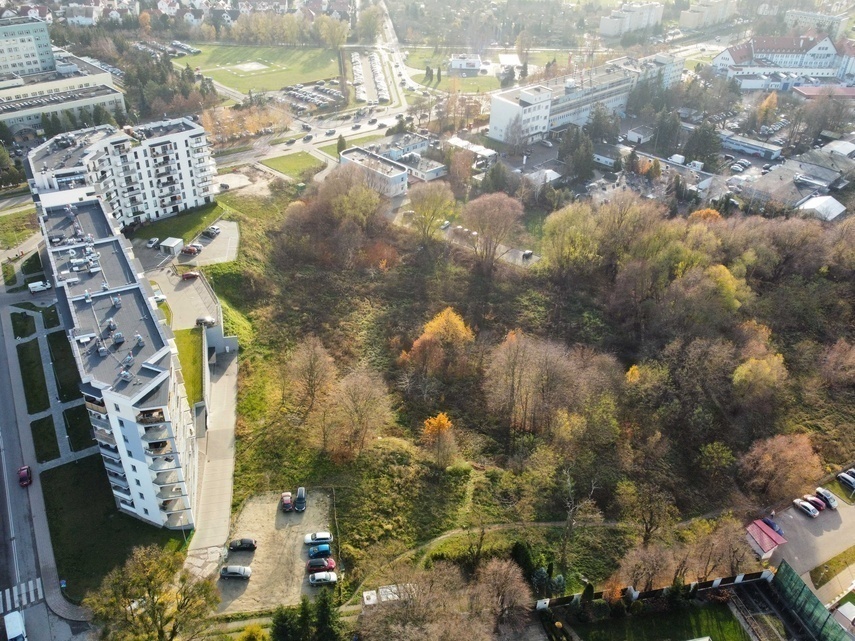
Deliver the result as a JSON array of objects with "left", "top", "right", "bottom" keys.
[
  {"left": 720, "top": 130, "right": 783, "bottom": 152},
  {"left": 11, "top": 54, "right": 109, "bottom": 87},
  {"left": 341, "top": 147, "right": 407, "bottom": 175},
  {"left": 30, "top": 125, "right": 117, "bottom": 175},
  {"left": 137, "top": 119, "right": 198, "bottom": 138},
  {"left": 794, "top": 85, "right": 855, "bottom": 99},
  {"left": 0, "top": 16, "right": 45, "bottom": 27},
  {"left": 0, "top": 85, "right": 120, "bottom": 117}
]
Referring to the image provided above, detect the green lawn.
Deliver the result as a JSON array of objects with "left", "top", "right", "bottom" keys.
[
  {"left": 159, "top": 301, "right": 173, "bottom": 327},
  {"left": 63, "top": 404, "right": 94, "bottom": 452},
  {"left": 16, "top": 339, "right": 49, "bottom": 414},
  {"left": 47, "top": 331, "right": 82, "bottom": 403},
  {"left": 174, "top": 328, "right": 203, "bottom": 405},
  {"left": 271, "top": 134, "right": 303, "bottom": 145},
  {"left": 319, "top": 133, "right": 385, "bottom": 157},
  {"left": 2, "top": 261, "right": 16, "bottom": 286},
  {"left": 126, "top": 203, "right": 223, "bottom": 244},
  {"left": 573, "top": 603, "right": 750, "bottom": 641},
  {"left": 825, "top": 478, "right": 855, "bottom": 505},
  {"left": 11, "top": 311, "right": 35, "bottom": 339},
  {"left": 811, "top": 539, "right": 855, "bottom": 588},
  {"left": 21, "top": 252, "right": 42, "bottom": 276},
  {"left": 838, "top": 591, "right": 855, "bottom": 608},
  {"left": 213, "top": 145, "right": 252, "bottom": 158},
  {"left": 14, "top": 302, "right": 60, "bottom": 328},
  {"left": 31, "top": 416, "right": 59, "bottom": 463},
  {"left": 0, "top": 207, "right": 37, "bottom": 249},
  {"left": 414, "top": 72, "right": 499, "bottom": 94},
  {"left": 182, "top": 45, "right": 340, "bottom": 94},
  {"left": 42, "top": 455, "right": 188, "bottom": 601},
  {"left": 261, "top": 152, "right": 326, "bottom": 179}
]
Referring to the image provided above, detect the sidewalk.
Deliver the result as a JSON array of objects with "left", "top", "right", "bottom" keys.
[{"left": 809, "top": 563, "right": 855, "bottom": 606}]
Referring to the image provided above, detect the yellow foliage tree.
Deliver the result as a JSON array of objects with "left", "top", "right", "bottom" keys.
[
  {"left": 401, "top": 308, "right": 475, "bottom": 378},
  {"left": 757, "top": 92, "right": 778, "bottom": 126},
  {"left": 688, "top": 208, "right": 722, "bottom": 223},
  {"left": 422, "top": 412, "right": 457, "bottom": 468}
]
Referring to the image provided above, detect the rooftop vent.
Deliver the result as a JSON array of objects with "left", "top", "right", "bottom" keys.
[
  {"left": 135, "top": 333, "right": 145, "bottom": 347},
  {"left": 112, "top": 294, "right": 122, "bottom": 308},
  {"left": 113, "top": 332, "right": 125, "bottom": 345},
  {"left": 106, "top": 318, "right": 116, "bottom": 331},
  {"left": 119, "top": 370, "right": 133, "bottom": 382}
]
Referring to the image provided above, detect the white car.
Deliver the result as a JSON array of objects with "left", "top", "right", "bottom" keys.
[
  {"left": 792, "top": 498, "right": 819, "bottom": 518},
  {"left": 189, "top": 242, "right": 204, "bottom": 252},
  {"left": 304, "top": 532, "right": 333, "bottom": 545},
  {"left": 439, "top": 220, "right": 451, "bottom": 230},
  {"left": 146, "top": 237, "right": 160, "bottom": 248},
  {"left": 153, "top": 294, "right": 167, "bottom": 303},
  {"left": 309, "top": 571, "right": 337, "bottom": 586},
  {"left": 730, "top": 165, "right": 744, "bottom": 173}
]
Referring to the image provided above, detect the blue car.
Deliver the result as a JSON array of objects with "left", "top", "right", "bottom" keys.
[
  {"left": 762, "top": 517, "right": 784, "bottom": 536},
  {"left": 308, "top": 544, "right": 332, "bottom": 559}
]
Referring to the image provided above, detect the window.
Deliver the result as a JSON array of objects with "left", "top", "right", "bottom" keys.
[
  {"left": 118, "top": 419, "right": 124, "bottom": 427},
  {"left": 131, "top": 464, "right": 136, "bottom": 472},
  {"left": 139, "top": 492, "right": 144, "bottom": 499},
  {"left": 135, "top": 479, "right": 141, "bottom": 486},
  {"left": 114, "top": 404, "right": 120, "bottom": 411}
]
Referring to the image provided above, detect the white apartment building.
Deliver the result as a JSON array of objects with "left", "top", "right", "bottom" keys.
[
  {"left": 339, "top": 147, "right": 408, "bottom": 197},
  {"left": 27, "top": 118, "right": 216, "bottom": 229},
  {"left": 784, "top": 10, "right": 844, "bottom": 40},
  {"left": 0, "top": 16, "right": 55, "bottom": 77},
  {"left": 600, "top": 2, "right": 663, "bottom": 37},
  {"left": 36, "top": 190, "right": 197, "bottom": 529},
  {"left": 449, "top": 54, "right": 482, "bottom": 72},
  {"left": 488, "top": 53, "right": 682, "bottom": 144},
  {"left": 679, "top": 0, "right": 735, "bottom": 30}
]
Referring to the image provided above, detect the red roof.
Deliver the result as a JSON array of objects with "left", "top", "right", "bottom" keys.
[
  {"left": 752, "top": 35, "right": 836, "bottom": 55},
  {"left": 746, "top": 519, "right": 786, "bottom": 553},
  {"left": 794, "top": 86, "right": 855, "bottom": 99},
  {"left": 728, "top": 42, "right": 753, "bottom": 64}
]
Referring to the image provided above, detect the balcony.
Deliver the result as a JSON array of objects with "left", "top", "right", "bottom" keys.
[
  {"left": 88, "top": 411, "right": 110, "bottom": 428},
  {"left": 137, "top": 410, "right": 165, "bottom": 425},
  {"left": 102, "top": 455, "right": 125, "bottom": 475},
  {"left": 156, "top": 485, "right": 187, "bottom": 501},
  {"left": 190, "top": 137, "right": 207, "bottom": 147},
  {"left": 153, "top": 469, "right": 182, "bottom": 486},
  {"left": 142, "top": 425, "right": 173, "bottom": 443},
  {"left": 93, "top": 427, "right": 115, "bottom": 446},
  {"left": 165, "top": 511, "right": 191, "bottom": 529},
  {"left": 149, "top": 453, "right": 179, "bottom": 471},
  {"left": 151, "top": 145, "right": 173, "bottom": 157},
  {"left": 86, "top": 400, "right": 107, "bottom": 414},
  {"left": 107, "top": 470, "right": 128, "bottom": 487},
  {"left": 145, "top": 440, "right": 174, "bottom": 458},
  {"left": 160, "top": 497, "right": 191, "bottom": 513}
]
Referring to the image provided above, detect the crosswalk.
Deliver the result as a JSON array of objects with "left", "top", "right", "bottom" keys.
[{"left": 0, "top": 578, "right": 43, "bottom": 613}]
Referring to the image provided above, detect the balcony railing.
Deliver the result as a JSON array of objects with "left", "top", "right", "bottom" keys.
[
  {"left": 145, "top": 441, "right": 174, "bottom": 458},
  {"left": 137, "top": 411, "right": 165, "bottom": 425},
  {"left": 156, "top": 485, "right": 187, "bottom": 500},
  {"left": 93, "top": 427, "right": 115, "bottom": 446},
  {"left": 102, "top": 455, "right": 125, "bottom": 475},
  {"left": 142, "top": 425, "right": 173, "bottom": 443},
  {"left": 153, "top": 469, "right": 182, "bottom": 486},
  {"left": 149, "top": 453, "right": 179, "bottom": 471},
  {"left": 165, "top": 511, "right": 191, "bottom": 529},
  {"left": 107, "top": 470, "right": 128, "bottom": 487},
  {"left": 86, "top": 400, "right": 107, "bottom": 414},
  {"left": 160, "top": 497, "right": 191, "bottom": 513}
]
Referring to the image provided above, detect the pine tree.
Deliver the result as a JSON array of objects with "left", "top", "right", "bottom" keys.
[
  {"left": 297, "top": 597, "right": 313, "bottom": 640},
  {"left": 336, "top": 134, "right": 347, "bottom": 156},
  {"left": 313, "top": 588, "right": 340, "bottom": 641},
  {"left": 271, "top": 606, "right": 299, "bottom": 641}
]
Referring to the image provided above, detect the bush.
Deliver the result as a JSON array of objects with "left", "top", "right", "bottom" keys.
[
  {"left": 512, "top": 541, "right": 536, "bottom": 579},
  {"left": 585, "top": 598, "right": 611, "bottom": 623},
  {"left": 581, "top": 582, "right": 595, "bottom": 602},
  {"left": 610, "top": 598, "right": 627, "bottom": 618},
  {"left": 629, "top": 599, "right": 645, "bottom": 615}
]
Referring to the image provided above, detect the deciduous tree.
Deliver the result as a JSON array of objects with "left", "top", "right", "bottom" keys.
[
  {"left": 408, "top": 181, "right": 455, "bottom": 243},
  {"left": 472, "top": 559, "right": 533, "bottom": 632},
  {"left": 462, "top": 192, "right": 523, "bottom": 274},
  {"left": 328, "top": 365, "right": 394, "bottom": 459},
  {"left": 738, "top": 434, "right": 822, "bottom": 505},
  {"left": 616, "top": 480, "right": 679, "bottom": 546},
  {"left": 289, "top": 335, "right": 338, "bottom": 419},
  {"left": 422, "top": 412, "right": 457, "bottom": 467}
]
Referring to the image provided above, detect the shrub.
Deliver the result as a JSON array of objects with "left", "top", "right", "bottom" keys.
[
  {"left": 585, "top": 598, "right": 611, "bottom": 622},
  {"left": 629, "top": 599, "right": 645, "bottom": 615},
  {"left": 511, "top": 541, "right": 536, "bottom": 579},
  {"left": 581, "top": 582, "right": 595, "bottom": 602},
  {"left": 610, "top": 598, "right": 627, "bottom": 618}
]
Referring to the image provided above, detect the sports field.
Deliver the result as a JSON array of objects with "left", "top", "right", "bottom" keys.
[{"left": 182, "top": 45, "right": 341, "bottom": 94}]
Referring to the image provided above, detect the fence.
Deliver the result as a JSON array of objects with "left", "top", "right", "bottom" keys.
[{"left": 772, "top": 560, "right": 850, "bottom": 641}]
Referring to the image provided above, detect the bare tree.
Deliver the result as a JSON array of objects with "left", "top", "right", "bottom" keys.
[
  {"left": 738, "top": 434, "right": 822, "bottom": 506},
  {"left": 505, "top": 114, "right": 525, "bottom": 156},
  {"left": 472, "top": 559, "right": 533, "bottom": 632},
  {"left": 328, "top": 365, "right": 394, "bottom": 459},
  {"left": 618, "top": 542, "right": 671, "bottom": 592},
  {"left": 463, "top": 193, "right": 524, "bottom": 275},
  {"left": 558, "top": 472, "right": 603, "bottom": 573},
  {"left": 289, "top": 335, "right": 338, "bottom": 419},
  {"left": 616, "top": 480, "right": 680, "bottom": 546},
  {"left": 408, "top": 181, "right": 455, "bottom": 243}
]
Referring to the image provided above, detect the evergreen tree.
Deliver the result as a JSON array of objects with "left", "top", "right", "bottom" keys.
[
  {"left": 436, "top": 67, "right": 441, "bottom": 82},
  {"left": 313, "top": 588, "right": 341, "bottom": 641},
  {"left": 336, "top": 134, "right": 347, "bottom": 156},
  {"left": 425, "top": 66, "right": 433, "bottom": 82},
  {"left": 271, "top": 606, "right": 300, "bottom": 641},
  {"left": 573, "top": 132, "right": 595, "bottom": 181},
  {"left": 0, "top": 122, "right": 12, "bottom": 146},
  {"left": 520, "top": 61, "right": 528, "bottom": 79},
  {"left": 627, "top": 149, "right": 639, "bottom": 173},
  {"left": 50, "top": 113, "right": 63, "bottom": 135},
  {"left": 297, "top": 597, "right": 313, "bottom": 640},
  {"left": 683, "top": 121, "right": 721, "bottom": 168}
]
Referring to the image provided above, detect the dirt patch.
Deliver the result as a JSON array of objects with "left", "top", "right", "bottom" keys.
[
  {"left": 218, "top": 491, "right": 332, "bottom": 613},
  {"left": 235, "top": 166, "right": 274, "bottom": 199}
]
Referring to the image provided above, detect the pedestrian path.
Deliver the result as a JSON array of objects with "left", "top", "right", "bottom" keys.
[{"left": 0, "top": 578, "right": 44, "bottom": 613}]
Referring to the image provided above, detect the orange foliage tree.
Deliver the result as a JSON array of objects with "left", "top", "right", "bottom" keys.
[
  {"left": 422, "top": 412, "right": 457, "bottom": 468},
  {"left": 400, "top": 307, "right": 475, "bottom": 379}
]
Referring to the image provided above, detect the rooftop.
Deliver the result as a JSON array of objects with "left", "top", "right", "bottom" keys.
[
  {"left": 798, "top": 195, "right": 846, "bottom": 220},
  {"left": 136, "top": 119, "right": 199, "bottom": 139},
  {"left": 0, "top": 15, "right": 45, "bottom": 27},
  {"left": 0, "top": 85, "right": 121, "bottom": 117},
  {"left": 793, "top": 85, "right": 855, "bottom": 99},
  {"left": 340, "top": 148, "right": 407, "bottom": 176},
  {"left": 30, "top": 125, "right": 116, "bottom": 175}
]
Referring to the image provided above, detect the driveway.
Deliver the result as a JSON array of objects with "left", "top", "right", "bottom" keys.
[
  {"left": 218, "top": 492, "right": 332, "bottom": 613},
  {"left": 176, "top": 221, "right": 239, "bottom": 268},
  {"left": 148, "top": 268, "right": 218, "bottom": 330}
]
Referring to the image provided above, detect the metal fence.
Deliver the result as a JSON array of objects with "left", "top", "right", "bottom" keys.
[{"left": 772, "top": 560, "right": 849, "bottom": 641}]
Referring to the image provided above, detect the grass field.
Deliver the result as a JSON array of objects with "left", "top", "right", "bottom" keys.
[
  {"left": 42, "top": 455, "right": 187, "bottom": 601},
  {"left": 64, "top": 405, "right": 93, "bottom": 452},
  {"left": 31, "top": 416, "right": 59, "bottom": 463},
  {"left": 126, "top": 203, "right": 222, "bottom": 244},
  {"left": 16, "top": 339, "right": 49, "bottom": 414},
  {"left": 183, "top": 45, "right": 340, "bottom": 94},
  {"left": 261, "top": 152, "right": 326, "bottom": 178},
  {"left": 0, "top": 207, "right": 37, "bottom": 249},
  {"left": 47, "top": 331, "right": 82, "bottom": 403},
  {"left": 573, "top": 603, "right": 750, "bottom": 641},
  {"left": 14, "top": 302, "right": 60, "bottom": 328},
  {"left": 826, "top": 478, "right": 855, "bottom": 505},
  {"left": 2, "top": 262, "right": 16, "bottom": 286},
  {"left": 174, "top": 328, "right": 203, "bottom": 405},
  {"left": 415, "top": 72, "right": 500, "bottom": 94},
  {"left": 811, "top": 539, "right": 855, "bottom": 588},
  {"left": 319, "top": 133, "right": 385, "bottom": 157},
  {"left": 11, "top": 311, "right": 35, "bottom": 339},
  {"left": 21, "top": 252, "right": 42, "bottom": 276}
]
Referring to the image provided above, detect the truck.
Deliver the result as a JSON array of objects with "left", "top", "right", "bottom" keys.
[
  {"left": 688, "top": 160, "right": 704, "bottom": 171},
  {"left": 4, "top": 611, "right": 27, "bottom": 641},
  {"left": 27, "top": 281, "right": 51, "bottom": 294},
  {"left": 668, "top": 154, "right": 686, "bottom": 165}
]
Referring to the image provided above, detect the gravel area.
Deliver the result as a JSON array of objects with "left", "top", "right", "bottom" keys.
[{"left": 218, "top": 491, "right": 331, "bottom": 614}]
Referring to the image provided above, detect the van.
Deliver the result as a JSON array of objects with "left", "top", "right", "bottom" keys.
[
  {"left": 28, "top": 281, "right": 51, "bottom": 294},
  {"left": 295, "top": 486, "right": 307, "bottom": 512},
  {"left": 540, "top": 139, "right": 553, "bottom": 148},
  {"left": 4, "top": 611, "right": 27, "bottom": 641}
]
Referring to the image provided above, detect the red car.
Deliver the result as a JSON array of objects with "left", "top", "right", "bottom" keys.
[
  {"left": 18, "top": 466, "right": 31, "bottom": 487},
  {"left": 280, "top": 491, "right": 293, "bottom": 512},
  {"left": 181, "top": 271, "right": 200, "bottom": 280},
  {"left": 306, "top": 558, "right": 336, "bottom": 574},
  {"left": 181, "top": 246, "right": 199, "bottom": 255},
  {"left": 803, "top": 495, "right": 826, "bottom": 512}
]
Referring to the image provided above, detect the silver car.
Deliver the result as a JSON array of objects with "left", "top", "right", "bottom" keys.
[{"left": 220, "top": 565, "right": 252, "bottom": 579}]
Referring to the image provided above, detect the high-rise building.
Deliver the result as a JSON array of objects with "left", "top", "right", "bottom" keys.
[
  {"left": 27, "top": 118, "right": 216, "bottom": 229},
  {"left": 679, "top": 0, "right": 736, "bottom": 30},
  {"left": 0, "top": 17, "right": 55, "bottom": 76},
  {"left": 599, "top": 2, "right": 664, "bottom": 37},
  {"left": 35, "top": 190, "right": 197, "bottom": 529},
  {"left": 784, "top": 10, "right": 844, "bottom": 40}
]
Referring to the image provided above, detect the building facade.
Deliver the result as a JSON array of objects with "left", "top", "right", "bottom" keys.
[
  {"left": 35, "top": 190, "right": 197, "bottom": 529},
  {"left": 488, "top": 53, "right": 682, "bottom": 144},
  {"left": 784, "top": 10, "right": 844, "bottom": 40},
  {"left": 599, "top": 2, "right": 663, "bottom": 37},
  {"left": 679, "top": 0, "right": 735, "bottom": 30},
  {"left": 339, "top": 147, "right": 408, "bottom": 197},
  {"left": 0, "top": 16, "right": 55, "bottom": 77},
  {"left": 28, "top": 118, "right": 216, "bottom": 228}
]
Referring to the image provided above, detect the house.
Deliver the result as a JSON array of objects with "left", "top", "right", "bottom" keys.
[
  {"left": 175, "top": 7, "right": 203, "bottom": 24},
  {"left": 17, "top": 5, "right": 52, "bottom": 23},
  {"left": 745, "top": 519, "right": 786, "bottom": 560},
  {"left": 449, "top": 54, "right": 482, "bottom": 72},
  {"left": 798, "top": 195, "right": 846, "bottom": 220},
  {"left": 156, "top": 0, "right": 179, "bottom": 15},
  {"left": 592, "top": 143, "right": 627, "bottom": 168},
  {"left": 627, "top": 125, "right": 655, "bottom": 144},
  {"left": 209, "top": 8, "right": 240, "bottom": 24}
]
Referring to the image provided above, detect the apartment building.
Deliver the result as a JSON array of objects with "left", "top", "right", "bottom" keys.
[
  {"left": 35, "top": 190, "right": 197, "bottom": 529},
  {"left": 339, "top": 147, "right": 408, "bottom": 197},
  {"left": 488, "top": 53, "right": 682, "bottom": 144},
  {"left": 784, "top": 10, "right": 844, "bottom": 40},
  {"left": 599, "top": 2, "right": 663, "bottom": 37},
  {"left": 679, "top": 0, "right": 736, "bottom": 30},
  {"left": 27, "top": 118, "right": 216, "bottom": 228},
  {"left": 0, "top": 16, "right": 55, "bottom": 77}
]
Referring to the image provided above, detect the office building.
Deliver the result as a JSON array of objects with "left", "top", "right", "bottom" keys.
[
  {"left": 35, "top": 190, "right": 197, "bottom": 529},
  {"left": 28, "top": 118, "right": 216, "bottom": 229},
  {"left": 784, "top": 10, "right": 844, "bottom": 40},
  {"left": 599, "top": 2, "right": 663, "bottom": 37},
  {"left": 0, "top": 17, "right": 55, "bottom": 77},
  {"left": 488, "top": 53, "right": 682, "bottom": 144},
  {"left": 339, "top": 147, "right": 408, "bottom": 197},
  {"left": 679, "top": 0, "right": 736, "bottom": 30}
]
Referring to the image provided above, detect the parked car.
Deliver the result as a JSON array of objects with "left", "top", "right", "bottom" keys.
[
  {"left": 303, "top": 134, "right": 314, "bottom": 142},
  {"left": 18, "top": 465, "right": 31, "bottom": 487},
  {"left": 181, "top": 246, "right": 199, "bottom": 255},
  {"left": 146, "top": 237, "right": 160, "bottom": 249},
  {"left": 204, "top": 226, "right": 221, "bottom": 237},
  {"left": 305, "top": 531, "right": 332, "bottom": 545},
  {"left": 196, "top": 316, "right": 216, "bottom": 328},
  {"left": 295, "top": 486, "right": 307, "bottom": 512},
  {"left": 837, "top": 472, "right": 855, "bottom": 490},
  {"left": 286, "top": 138, "right": 297, "bottom": 145},
  {"left": 220, "top": 565, "right": 252, "bottom": 579},
  {"left": 228, "top": 538, "right": 257, "bottom": 551},
  {"left": 368, "top": 118, "right": 378, "bottom": 125},
  {"left": 325, "top": 129, "right": 336, "bottom": 136},
  {"left": 306, "top": 558, "right": 337, "bottom": 573},
  {"left": 439, "top": 220, "right": 451, "bottom": 230},
  {"left": 153, "top": 294, "right": 167, "bottom": 303},
  {"left": 281, "top": 491, "right": 294, "bottom": 512},
  {"left": 540, "top": 139, "right": 553, "bottom": 148},
  {"left": 730, "top": 165, "right": 744, "bottom": 173},
  {"left": 189, "top": 242, "right": 204, "bottom": 252},
  {"left": 181, "top": 271, "right": 200, "bottom": 280},
  {"left": 723, "top": 154, "right": 735, "bottom": 161},
  {"left": 352, "top": 123, "right": 362, "bottom": 130},
  {"left": 792, "top": 498, "right": 819, "bottom": 518},
  {"left": 308, "top": 544, "right": 332, "bottom": 559},
  {"left": 802, "top": 495, "right": 826, "bottom": 512},
  {"left": 309, "top": 571, "right": 338, "bottom": 586},
  {"left": 815, "top": 487, "right": 839, "bottom": 510},
  {"left": 302, "top": 123, "right": 312, "bottom": 131},
  {"left": 761, "top": 517, "right": 783, "bottom": 536}
]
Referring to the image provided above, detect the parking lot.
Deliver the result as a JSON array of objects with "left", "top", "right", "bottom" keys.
[
  {"left": 218, "top": 491, "right": 332, "bottom": 614},
  {"left": 175, "top": 220, "right": 240, "bottom": 267}
]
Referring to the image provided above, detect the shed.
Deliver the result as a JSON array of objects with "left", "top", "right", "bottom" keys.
[
  {"left": 798, "top": 195, "right": 846, "bottom": 221},
  {"left": 160, "top": 237, "right": 184, "bottom": 256},
  {"left": 833, "top": 601, "right": 855, "bottom": 633},
  {"left": 746, "top": 519, "right": 787, "bottom": 560},
  {"left": 627, "top": 125, "right": 655, "bottom": 144}
]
